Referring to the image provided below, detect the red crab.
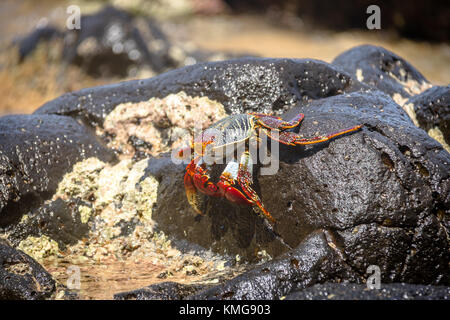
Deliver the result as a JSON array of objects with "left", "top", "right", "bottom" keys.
[{"left": 177, "top": 113, "right": 362, "bottom": 224}]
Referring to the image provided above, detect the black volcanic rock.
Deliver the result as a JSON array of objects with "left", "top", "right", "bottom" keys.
[
  {"left": 333, "top": 45, "right": 431, "bottom": 100},
  {"left": 34, "top": 58, "right": 367, "bottom": 128},
  {"left": 284, "top": 282, "right": 450, "bottom": 300},
  {"left": 149, "top": 89, "right": 449, "bottom": 284},
  {"left": 0, "top": 239, "right": 55, "bottom": 300},
  {"left": 0, "top": 114, "right": 115, "bottom": 227},
  {"left": 114, "top": 282, "right": 212, "bottom": 300},
  {"left": 16, "top": 25, "right": 62, "bottom": 62},
  {"left": 3, "top": 51, "right": 449, "bottom": 299},
  {"left": 32, "top": 56, "right": 449, "bottom": 286},
  {"left": 62, "top": 5, "right": 170, "bottom": 77},
  {"left": 6, "top": 198, "right": 91, "bottom": 248},
  {"left": 406, "top": 85, "right": 450, "bottom": 146},
  {"left": 188, "top": 231, "right": 358, "bottom": 300}
]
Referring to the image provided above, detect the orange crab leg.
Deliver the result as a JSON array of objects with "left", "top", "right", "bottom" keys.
[
  {"left": 250, "top": 112, "right": 305, "bottom": 130},
  {"left": 235, "top": 151, "right": 275, "bottom": 224},
  {"left": 264, "top": 124, "right": 363, "bottom": 146}
]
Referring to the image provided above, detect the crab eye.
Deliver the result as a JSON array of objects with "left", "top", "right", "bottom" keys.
[{"left": 176, "top": 146, "right": 192, "bottom": 160}]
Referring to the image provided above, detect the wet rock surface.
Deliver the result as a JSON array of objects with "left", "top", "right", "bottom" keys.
[
  {"left": 0, "top": 239, "right": 55, "bottom": 300},
  {"left": 114, "top": 281, "right": 212, "bottom": 300},
  {"left": 1, "top": 47, "right": 449, "bottom": 299},
  {"left": 7, "top": 198, "right": 91, "bottom": 249},
  {"left": 35, "top": 57, "right": 367, "bottom": 128},
  {"left": 188, "top": 231, "right": 358, "bottom": 300},
  {"left": 0, "top": 114, "right": 115, "bottom": 227},
  {"left": 151, "top": 89, "right": 449, "bottom": 282},
  {"left": 284, "top": 282, "right": 450, "bottom": 300}
]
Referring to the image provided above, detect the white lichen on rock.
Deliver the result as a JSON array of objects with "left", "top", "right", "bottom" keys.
[
  {"left": 99, "top": 91, "right": 227, "bottom": 158},
  {"left": 428, "top": 127, "right": 450, "bottom": 153},
  {"left": 388, "top": 65, "right": 432, "bottom": 131},
  {"left": 356, "top": 68, "right": 364, "bottom": 82},
  {"left": 399, "top": 100, "right": 448, "bottom": 152},
  {"left": 56, "top": 157, "right": 106, "bottom": 199},
  {"left": 389, "top": 67, "right": 432, "bottom": 97},
  {"left": 18, "top": 235, "right": 60, "bottom": 262},
  {"left": 392, "top": 93, "right": 409, "bottom": 108},
  {"left": 402, "top": 102, "right": 420, "bottom": 127},
  {"left": 78, "top": 205, "right": 92, "bottom": 224}
]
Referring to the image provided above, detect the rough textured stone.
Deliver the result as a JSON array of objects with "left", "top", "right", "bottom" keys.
[
  {"left": 34, "top": 58, "right": 367, "bottom": 128},
  {"left": 4, "top": 53, "right": 448, "bottom": 299},
  {"left": 188, "top": 231, "right": 358, "bottom": 300},
  {"left": 0, "top": 239, "right": 55, "bottom": 300},
  {"left": 333, "top": 45, "right": 432, "bottom": 102},
  {"left": 285, "top": 282, "right": 450, "bottom": 300},
  {"left": 114, "top": 281, "right": 212, "bottom": 300},
  {"left": 7, "top": 198, "right": 91, "bottom": 248},
  {"left": 150, "top": 89, "right": 449, "bottom": 285},
  {"left": 406, "top": 85, "right": 450, "bottom": 147},
  {"left": 0, "top": 114, "right": 115, "bottom": 227}
]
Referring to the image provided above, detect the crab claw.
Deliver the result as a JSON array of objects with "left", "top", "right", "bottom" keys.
[
  {"left": 175, "top": 145, "right": 192, "bottom": 162},
  {"left": 217, "top": 161, "right": 254, "bottom": 207},
  {"left": 217, "top": 179, "right": 254, "bottom": 206}
]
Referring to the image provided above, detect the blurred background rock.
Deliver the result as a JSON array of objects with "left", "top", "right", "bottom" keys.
[{"left": 0, "top": 0, "right": 448, "bottom": 115}]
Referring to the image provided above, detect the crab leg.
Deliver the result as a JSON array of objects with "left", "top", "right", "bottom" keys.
[
  {"left": 217, "top": 160, "right": 254, "bottom": 207},
  {"left": 264, "top": 124, "right": 363, "bottom": 146},
  {"left": 216, "top": 151, "right": 275, "bottom": 223},
  {"left": 235, "top": 151, "right": 275, "bottom": 224},
  {"left": 250, "top": 112, "right": 305, "bottom": 130}
]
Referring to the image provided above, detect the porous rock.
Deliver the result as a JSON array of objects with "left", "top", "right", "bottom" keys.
[
  {"left": 34, "top": 58, "right": 368, "bottom": 128},
  {"left": 151, "top": 89, "right": 449, "bottom": 286},
  {"left": 0, "top": 114, "right": 115, "bottom": 227},
  {"left": 405, "top": 85, "right": 449, "bottom": 149},
  {"left": 114, "top": 281, "right": 212, "bottom": 300},
  {"left": 284, "top": 282, "right": 450, "bottom": 300},
  {"left": 7, "top": 198, "right": 91, "bottom": 248},
  {"left": 187, "top": 231, "right": 358, "bottom": 300},
  {"left": 6, "top": 54, "right": 449, "bottom": 299},
  {"left": 0, "top": 239, "right": 55, "bottom": 300},
  {"left": 333, "top": 45, "right": 432, "bottom": 105}
]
